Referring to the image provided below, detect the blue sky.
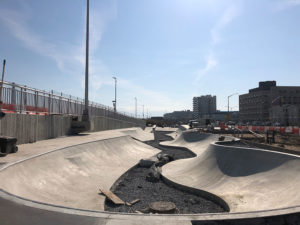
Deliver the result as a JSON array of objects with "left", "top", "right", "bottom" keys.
[{"left": 0, "top": 0, "right": 300, "bottom": 117}]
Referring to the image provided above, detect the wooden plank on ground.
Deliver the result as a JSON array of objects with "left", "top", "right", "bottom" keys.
[{"left": 99, "top": 188, "right": 125, "bottom": 205}]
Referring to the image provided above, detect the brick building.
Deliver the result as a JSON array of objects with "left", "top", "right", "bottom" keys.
[{"left": 239, "top": 81, "right": 300, "bottom": 125}]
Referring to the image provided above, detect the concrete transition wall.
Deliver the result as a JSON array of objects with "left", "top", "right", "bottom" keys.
[{"left": 0, "top": 113, "right": 145, "bottom": 144}]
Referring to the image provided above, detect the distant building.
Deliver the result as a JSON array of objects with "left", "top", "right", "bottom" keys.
[
  {"left": 269, "top": 105, "right": 300, "bottom": 126},
  {"left": 163, "top": 110, "right": 193, "bottom": 122},
  {"left": 210, "top": 111, "right": 239, "bottom": 122},
  {"left": 193, "top": 95, "right": 216, "bottom": 120},
  {"left": 239, "top": 81, "right": 300, "bottom": 125}
]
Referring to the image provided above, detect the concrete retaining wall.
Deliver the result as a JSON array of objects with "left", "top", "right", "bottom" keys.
[{"left": 0, "top": 114, "right": 145, "bottom": 144}]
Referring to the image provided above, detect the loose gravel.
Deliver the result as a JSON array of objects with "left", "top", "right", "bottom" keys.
[{"left": 104, "top": 131, "right": 227, "bottom": 214}]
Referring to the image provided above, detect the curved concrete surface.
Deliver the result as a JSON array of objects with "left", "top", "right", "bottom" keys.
[
  {"left": 162, "top": 131, "right": 300, "bottom": 213},
  {"left": 0, "top": 135, "right": 159, "bottom": 211},
  {"left": 2, "top": 128, "right": 300, "bottom": 224},
  {"left": 164, "top": 126, "right": 187, "bottom": 139},
  {"left": 161, "top": 129, "right": 234, "bottom": 155},
  {"left": 120, "top": 127, "right": 154, "bottom": 141}
]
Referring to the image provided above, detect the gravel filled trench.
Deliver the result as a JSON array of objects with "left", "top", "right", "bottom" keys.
[{"left": 104, "top": 131, "right": 227, "bottom": 214}]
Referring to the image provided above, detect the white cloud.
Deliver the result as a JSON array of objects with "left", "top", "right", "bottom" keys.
[
  {"left": 211, "top": 4, "right": 240, "bottom": 45},
  {"left": 0, "top": 7, "right": 83, "bottom": 74},
  {"left": 273, "top": 0, "right": 300, "bottom": 11},
  {"left": 194, "top": 3, "right": 241, "bottom": 83},
  {"left": 0, "top": 1, "right": 117, "bottom": 98},
  {"left": 195, "top": 53, "right": 217, "bottom": 82}
]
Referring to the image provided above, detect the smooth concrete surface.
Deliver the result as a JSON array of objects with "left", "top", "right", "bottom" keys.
[
  {"left": 0, "top": 127, "right": 153, "bottom": 165},
  {"left": 2, "top": 128, "right": 300, "bottom": 224},
  {"left": 0, "top": 135, "right": 159, "bottom": 211},
  {"left": 160, "top": 129, "right": 234, "bottom": 155},
  {"left": 120, "top": 127, "right": 154, "bottom": 141},
  {"left": 155, "top": 127, "right": 178, "bottom": 132},
  {"left": 162, "top": 130, "right": 300, "bottom": 213}
]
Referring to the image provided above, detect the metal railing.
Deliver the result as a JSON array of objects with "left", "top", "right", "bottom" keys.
[{"left": 0, "top": 81, "right": 141, "bottom": 124}]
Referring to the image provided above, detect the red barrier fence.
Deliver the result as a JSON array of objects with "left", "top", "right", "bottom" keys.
[{"left": 234, "top": 125, "right": 300, "bottom": 135}]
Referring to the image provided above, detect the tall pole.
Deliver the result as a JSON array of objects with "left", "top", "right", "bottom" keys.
[
  {"left": 112, "top": 76, "right": 117, "bottom": 112},
  {"left": 227, "top": 93, "right": 238, "bottom": 121},
  {"left": 83, "top": 0, "right": 89, "bottom": 119},
  {"left": 227, "top": 96, "right": 229, "bottom": 113},
  {"left": 135, "top": 97, "right": 137, "bottom": 118},
  {"left": 142, "top": 105, "right": 144, "bottom": 119},
  {"left": 0, "top": 59, "right": 6, "bottom": 111}
]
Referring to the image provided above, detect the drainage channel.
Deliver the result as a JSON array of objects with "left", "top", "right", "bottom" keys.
[{"left": 104, "top": 131, "right": 228, "bottom": 214}]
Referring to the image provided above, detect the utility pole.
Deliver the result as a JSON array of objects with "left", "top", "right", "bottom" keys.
[
  {"left": 135, "top": 97, "right": 137, "bottom": 118},
  {"left": 227, "top": 93, "right": 238, "bottom": 121},
  {"left": 0, "top": 59, "right": 6, "bottom": 111},
  {"left": 83, "top": 0, "right": 89, "bottom": 120},
  {"left": 112, "top": 76, "right": 117, "bottom": 112}
]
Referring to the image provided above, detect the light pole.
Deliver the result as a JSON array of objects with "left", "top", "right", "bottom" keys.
[
  {"left": 112, "top": 76, "right": 117, "bottom": 112},
  {"left": 134, "top": 97, "right": 137, "bottom": 118},
  {"left": 227, "top": 93, "right": 238, "bottom": 121},
  {"left": 0, "top": 59, "right": 6, "bottom": 111},
  {"left": 83, "top": 0, "right": 89, "bottom": 120}
]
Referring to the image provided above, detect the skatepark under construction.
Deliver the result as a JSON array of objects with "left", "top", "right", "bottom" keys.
[{"left": 1, "top": 126, "right": 300, "bottom": 225}]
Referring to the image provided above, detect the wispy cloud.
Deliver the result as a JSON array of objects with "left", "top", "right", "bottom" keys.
[
  {"left": 195, "top": 3, "right": 241, "bottom": 83},
  {"left": 272, "top": 0, "right": 300, "bottom": 11},
  {"left": 210, "top": 4, "right": 240, "bottom": 45},
  {"left": 0, "top": 8, "right": 67, "bottom": 70},
  {"left": 195, "top": 53, "right": 217, "bottom": 82},
  {"left": 0, "top": 1, "right": 117, "bottom": 100}
]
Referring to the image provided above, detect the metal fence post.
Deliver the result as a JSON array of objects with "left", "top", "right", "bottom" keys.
[
  {"left": 20, "top": 87, "right": 23, "bottom": 113},
  {"left": 59, "top": 92, "right": 62, "bottom": 114},
  {"left": 68, "top": 95, "right": 71, "bottom": 114},
  {"left": 35, "top": 90, "right": 38, "bottom": 114},
  {"left": 76, "top": 97, "right": 78, "bottom": 115},
  {"left": 48, "top": 91, "right": 52, "bottom": 114},
  {"left": 11, "top": 82, "right": 16, "bottom": 112},
  {"left": 24, "top": 86, "right": 27, "bottom": 112},
  {"left": 43, "top": 91, "right": 46, "bottom": 112}
]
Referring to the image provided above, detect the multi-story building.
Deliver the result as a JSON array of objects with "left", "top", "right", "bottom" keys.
[
  {"left": 239, "top": 81, "right": 300, "bottom": 125},
  {"left": 193, "top": 95, "right": 216, "bottom": 120}
]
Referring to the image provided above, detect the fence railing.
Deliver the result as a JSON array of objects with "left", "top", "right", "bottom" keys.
[{"left": 0, "top": 81, "right": 142, "bottom": 124}]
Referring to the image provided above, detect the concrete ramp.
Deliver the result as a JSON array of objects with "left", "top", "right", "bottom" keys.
[
  {"left": 0, "top": 136, "right": 159, "bottom": 211},
  {"left": 162, "top": 134, "right": 300, "bottom": 213},
  {"left": 161, "top": 130, "right": 233, "bottom": 155},
  {"left": 120, "top": 127, "right": 154, "bottom": 141}
]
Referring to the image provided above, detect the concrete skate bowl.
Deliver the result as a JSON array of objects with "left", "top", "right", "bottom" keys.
[
  {"left": 0, "top": 131, "right": 300, "bottom": 225},
  {"left": 160, "top": 131, "right": 300, "bottom": 223},
  {"left": 160, "top": 129, "right": 234, "bottom": 155},
  {"left": 120, "top": 127, "right": 154, "bottom": 141},
  {"left": 163, "top": 125, "right": 189, "bottom": 140}
]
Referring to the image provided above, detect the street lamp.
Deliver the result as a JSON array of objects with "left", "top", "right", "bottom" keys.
[
  {"left": 227, "top": 93, "right": 238, "bottom": 121},
  {"left": 134, "top": 97, "right": 137, "bottom": 118},
  {"left": 83, "top": 0, "right": 89, "bottom": 120},
  {"left": 112, "top": 76, "right": 117, "bottom": 112}
]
